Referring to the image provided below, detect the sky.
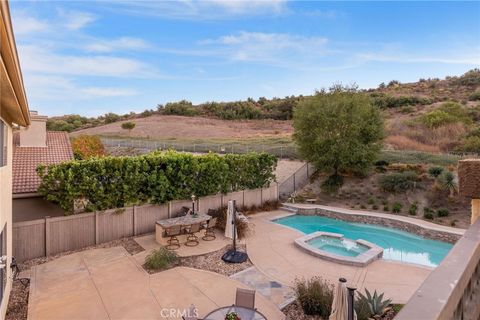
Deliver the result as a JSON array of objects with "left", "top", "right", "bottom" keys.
[{"left": 10, "top": 0, "right": 480, "bottom": 117}]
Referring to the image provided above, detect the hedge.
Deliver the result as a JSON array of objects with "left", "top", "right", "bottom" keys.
[{"left": 37, "top": 151, "right": 277, "bottom": 214}]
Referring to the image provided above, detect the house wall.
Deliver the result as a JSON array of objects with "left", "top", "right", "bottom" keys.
[{"left": 0, "top": 120, "right": 13, "bottom": 317}]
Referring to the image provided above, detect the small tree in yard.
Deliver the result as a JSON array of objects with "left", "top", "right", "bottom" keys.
[
  {"left": 71, "top": 135, "right": 105, "bottom": 160},
  {"left": 121, "top": 121, "right": 136, "bottom": 135},
  {"left": 293, "top": 89, "right": 384, "bottom": 191}
]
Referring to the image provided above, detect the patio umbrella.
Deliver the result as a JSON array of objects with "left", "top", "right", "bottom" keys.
[
  {"left": 224, "top": 200, "right": 237, "bottom": 239},
  {"left": 329, "top": 278, "right": 354, "bottom": 320}
]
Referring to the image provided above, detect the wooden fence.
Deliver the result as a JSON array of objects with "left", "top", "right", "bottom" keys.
[{"left": 13, "top": 185, "right": 278, "bottom": 262}]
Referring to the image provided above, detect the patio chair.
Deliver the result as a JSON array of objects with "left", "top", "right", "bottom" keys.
[
  {"left": 184, "top": 223, "right": 202, "bottom": 247},
  {"left": 164, "top": 225, "right": 182, "bottom": 250},
  {"left": 176, "top": 206, "right": 191, "bottom": 218},
  {"left": 202, "top": 217, "right": 217, "bottom": 241},
  {"left": 235, "top": 288, "right": 256, "bottom": 309}
]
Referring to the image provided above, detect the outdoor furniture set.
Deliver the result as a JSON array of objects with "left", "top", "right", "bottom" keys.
[{"left": 155, "top": 209, "right": 218, "bottom": 249}]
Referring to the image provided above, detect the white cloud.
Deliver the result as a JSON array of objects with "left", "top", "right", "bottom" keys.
[
  {"left": 18, "top": 45, "right": 155, "bottom": 78},
  {"left": 109, "top": 0, "right": 287, "bottom": 20},
  {"left": 12, "top": 11, "right": 50, "bottom": 35},
  {"left": 85, "top": 37, "right": 150, "bottom": 53},
  {"left": 58, "top": 9, "right": 97, "bottom": 30},
  {"left": 201, "top": 31, "right": 329, "bottom": 64}
]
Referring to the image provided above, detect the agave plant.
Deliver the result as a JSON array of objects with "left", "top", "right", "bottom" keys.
[{"left": 356, "top": 288, "right": 392, "bottom": 317}]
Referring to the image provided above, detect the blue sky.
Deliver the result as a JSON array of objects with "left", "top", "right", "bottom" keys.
[{"left": 11, "top": 0, "right": 480, "bottom": 117}]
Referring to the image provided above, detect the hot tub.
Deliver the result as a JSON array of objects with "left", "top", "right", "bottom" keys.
[{"left": 294, "top": 231, "right": 383, "bottom": 267}]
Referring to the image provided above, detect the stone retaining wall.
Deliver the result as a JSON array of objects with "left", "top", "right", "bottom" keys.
[{"left": 296, "top": 207, "right": 461, "bottom": 243}]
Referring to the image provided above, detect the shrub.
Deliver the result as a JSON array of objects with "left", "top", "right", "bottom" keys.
[
  {"left": 438, "top": 171, "right": 457, "bottom": 196},
  {"left": 378, "top": 171, "right": 418, "bottom": 193},
  {"left": 321, "top": 174, "right": 344, "bottom": 193},
  {"left": 420, "top": 102, "right": 471, "bottom": 128},
  {"left": 469, "top": 91, "right": 480, "bottom": 101},
  {"left": 458, "top": 136, "right": 480, "bottom": 153},
  {"left": 437, "top": 209, "right": 449, "bottom": 217},
  {"left": 383, "top": 205, "right": 389, "bottom": 211},
  {"left": 392, "top": 202, "right": 402, "bottom": 213},
  {"left": 104, "top": 112, "right": 121, "bottom": 124},
  {"left": 144, "top": 248, "right": 178, "bottom": 270},
  {"left": 367, "top": 197, "right": 375, "bottom": 205},
  {"left": 428, "top": 166, "right": 444, "bottom": 178},
  {"left": 37, "top": 151, "right": 277, "bottom": 213},
  {"left": 356, "top": 289, "right": 392, "bottom": 320},
  {"left": 372, "top": 204, "right": 379, "bottom": 210},
  {"left": 294, "top": 277, "right": 334, "bottom": 317},
  {"left": 408, "top": 203, "right": 418, "bottom": 215},
  {"left": 423, "top": 207, "right": 435, "bottom": 220},
  {"left": 71, "top": 135, "right": 105, "bottom": 160},
  {"left": 162, "top": 100, "right": 199, "bottom": 116}
]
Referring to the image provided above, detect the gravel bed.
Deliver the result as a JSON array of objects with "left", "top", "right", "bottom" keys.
[
  {"left": 5, "top": 281, "right": 29, "bottom": 320},
  {"left": 180, "top": 244, "right": 252, "bottom": 276},
  {"left": 144, "top": 244, "right": 252, "bottom": 276}
]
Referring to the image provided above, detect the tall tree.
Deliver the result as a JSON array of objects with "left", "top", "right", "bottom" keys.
[
  {"left": 293, "top": 89, "right": 384, "bottom": 190},
  {"left": 121, "top": 121, "right": 136, "bottom": 135}
]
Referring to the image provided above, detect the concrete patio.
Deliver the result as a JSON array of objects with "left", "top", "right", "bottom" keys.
[{"left": 28, "top": 246, "right": 284, "bottom": 320}]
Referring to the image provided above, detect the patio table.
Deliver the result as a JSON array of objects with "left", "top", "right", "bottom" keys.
[
  {"left": 155, "top": 213, "right": 211, "bottom": 245},
  {"left": 203, "top": 306, "right": 267, "bottom": 320}
]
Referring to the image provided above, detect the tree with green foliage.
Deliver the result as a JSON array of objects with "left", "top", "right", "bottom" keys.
[
  {"left": 293, "top": 89, "right": 384, "bottom": 190},
  {"left": 121, "top": 121, "right": 136, "bottom": 135}
]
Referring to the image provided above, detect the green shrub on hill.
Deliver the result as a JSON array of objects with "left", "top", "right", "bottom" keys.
[
  {"left": 468, "top": 91, "right": 480, "bottom": 101},
  {"left": 37, "top": 151, "right": 277, "bottom": 213},
  {"left": 162, "top": 100, "right": 199, "bottom": 116},
  {"left": 378, "top": 171, "right": 418, "bottom": 193},
  {"left": 370, "top": 93, "right": 432, "bottom": 109},
  {"left": 420, "top": 102, "right": 471, "bottom": 128}
]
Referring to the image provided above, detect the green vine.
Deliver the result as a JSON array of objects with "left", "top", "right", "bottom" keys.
[{"left": 37, "top": 150, "right": 277, "bottom": 214}]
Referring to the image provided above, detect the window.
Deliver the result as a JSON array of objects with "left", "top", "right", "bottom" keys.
[{"left": 0, "top": 120, "right": 6, "bottom": 167}]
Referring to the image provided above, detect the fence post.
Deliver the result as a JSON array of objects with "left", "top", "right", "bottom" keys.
[
  {"left": 45, "top": 216, "right": 51, "bottom": 257},
  {"left": 280, "top": 146, "right": 283, "bottom": 159},
  {"left": 260, "top": 188, "right": 263, "bottom": 206},
  {"left": 168, "top": 201, "right": 172, "bottom": 218},
  {"left": 95, "top": 211, "right": 99, "bottom": 244},
  {"left": 133, "top": 206, "right": 137, "bottom": 236},
  {"left": 306, "top": 163, "right": 309, "bottom": 177},
  {"left": 293, "top": 173, "right": 296, "bottom": 192}
]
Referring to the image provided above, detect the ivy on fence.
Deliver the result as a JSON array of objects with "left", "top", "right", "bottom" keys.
[{"left": 37, "top": 150, "right": 277, "bottom": 214}]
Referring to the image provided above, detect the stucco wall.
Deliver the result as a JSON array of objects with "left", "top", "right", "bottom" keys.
[{"left": 0, "top": 121, "right": 13, "bottom": 317}]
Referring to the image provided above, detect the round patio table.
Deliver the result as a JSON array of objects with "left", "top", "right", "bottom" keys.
[{"left": 203, "top": 305, "right": 267, "bottom": 320}]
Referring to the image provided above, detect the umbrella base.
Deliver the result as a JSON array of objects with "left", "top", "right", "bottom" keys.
[{"left": 222, "top": 250, "right": 248, "bottom": 263}]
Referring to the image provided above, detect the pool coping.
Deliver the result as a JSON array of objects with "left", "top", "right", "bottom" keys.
[
  {"left": 294, "top": 231, "right": 384, "bottom": 267},
  {"left": 280, "top": 203, "right": 464, "bottom": 244}
]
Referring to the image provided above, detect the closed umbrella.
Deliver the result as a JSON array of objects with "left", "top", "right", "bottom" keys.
[
  {"left": 329, "top": 278, "right": 354, "bottom": 320},
  {"left": 224, "top": 200, "right": 237, "bottom": 239}
]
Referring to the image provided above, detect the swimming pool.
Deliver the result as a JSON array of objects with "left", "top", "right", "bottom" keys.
[{"left": 275, "top": 215, "right": 453, "bottom": 267}]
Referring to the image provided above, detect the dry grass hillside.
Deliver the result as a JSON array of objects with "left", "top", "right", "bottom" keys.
[
  {"left": 72, "top": 115, "right": 292, "bottom": 140},
  {"left": 70, "top": 70, "right": 480, "bottom": 154}
]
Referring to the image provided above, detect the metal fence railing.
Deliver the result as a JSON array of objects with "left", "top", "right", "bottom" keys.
[
  {"left": 101, "top": 137, "right": 299, "bottom": 159},
  {"left": 278, "top": 162, "right": 315, "bottom": 199}
]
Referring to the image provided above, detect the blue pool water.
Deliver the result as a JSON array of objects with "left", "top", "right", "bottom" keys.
[{"left": 275, "top": 215, "right": 453, "bottom": 267}]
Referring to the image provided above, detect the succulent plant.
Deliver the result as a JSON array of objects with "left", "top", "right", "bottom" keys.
[{"left": 356, "top": 289, "right": 392, "bottom": 317}]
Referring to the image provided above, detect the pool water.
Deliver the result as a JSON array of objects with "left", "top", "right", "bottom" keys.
[
  {"left": 307, "top": 236, "right": 369, "bottom": 257},
  {"left": 275, "top": 215, "right": 453, "bottom": 267}
]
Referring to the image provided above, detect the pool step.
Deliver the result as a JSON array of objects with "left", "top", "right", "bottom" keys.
[{"left": 280, "top": 204, "right": 298, "bottom": 213}]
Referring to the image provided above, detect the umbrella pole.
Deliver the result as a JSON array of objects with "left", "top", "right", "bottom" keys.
[
  {"left": 347, "top": 285, "right": 356, "bottom": 320},
  {"left": 232, "top": 200, "right": 236, "bottom": 252}
]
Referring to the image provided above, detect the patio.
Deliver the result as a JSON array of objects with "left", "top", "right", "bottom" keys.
[{"left": 27, "top": 246, "right": 284, "bottom": 320}]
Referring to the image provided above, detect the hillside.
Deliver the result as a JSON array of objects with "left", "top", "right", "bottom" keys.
[{"left": 57, "top": 69, "right": 480, "bottom": 153}]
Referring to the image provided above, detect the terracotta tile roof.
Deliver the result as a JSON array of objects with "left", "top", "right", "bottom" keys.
[{"left": 13, "top": 131, "right": 74, "bottom": 194}]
